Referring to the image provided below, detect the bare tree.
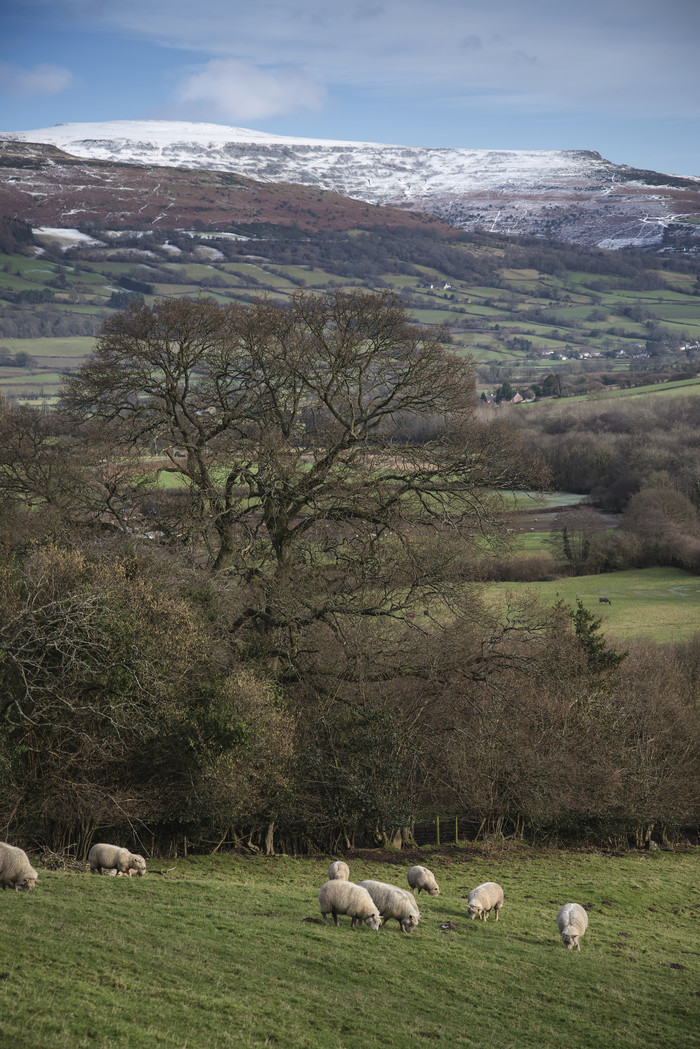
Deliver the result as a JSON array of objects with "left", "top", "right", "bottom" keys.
[
  {"left": 0, "top": 401, "right": 155, "bottom": 544},
  {"left": 548, "top": 505, "right": 609, "bottom": 575},
  {"left": 61, "top": 290, "right": 547, "bottom": 659}
]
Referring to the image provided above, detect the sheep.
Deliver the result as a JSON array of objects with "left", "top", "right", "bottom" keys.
[
  {"left": 328, "top": 860, "right": 350, "bottom": 881},
  {"left": 87, "top": 843, "right": 146, "bottom": 878},
  {"left": 466, "top": 882, "right": 504, "bottom": 921},
  {"left": 0, "top": 842, "right": 39, "bottom": 892},
  {"left": 407, "top": 865, "right": 440, "bottom": 896},
  {"left": 557, "top": 903, "right": 588, "bottom": 951},
  {"left": 358, "top": 879, "right": 422, "bottom": 933},
  {"left": 318, "top": 880, "right": 382, "bottom": 930}
]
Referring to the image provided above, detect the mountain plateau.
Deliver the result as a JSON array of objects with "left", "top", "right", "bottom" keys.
[{"left": 2, "top": 120, "right": 699, "bottom": 249}]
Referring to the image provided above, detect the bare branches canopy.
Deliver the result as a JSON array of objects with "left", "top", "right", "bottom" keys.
[{"left": 61, "top": 291, "right": 545, "bottom": 616}]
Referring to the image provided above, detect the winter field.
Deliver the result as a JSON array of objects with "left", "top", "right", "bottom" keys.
[
  {"left": 484, "top": 566, "right": 700, "bottom": 644},
  {"left": 2, "top": 847, "right": 698, "bottom": 1049}
]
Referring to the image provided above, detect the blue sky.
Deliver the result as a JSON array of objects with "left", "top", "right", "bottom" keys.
[{"left": 1, "top": 0, "right": 699, "bottom": 175}]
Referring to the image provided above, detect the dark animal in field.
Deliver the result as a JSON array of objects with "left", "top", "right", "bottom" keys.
[{"left": 599, "top": 597, "right": 612, "bottom": 604}]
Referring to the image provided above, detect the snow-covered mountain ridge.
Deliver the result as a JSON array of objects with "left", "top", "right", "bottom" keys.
[
  {"left": 0, "top": 120, "right": 633, "bottom": 199},
  {"left": 2, "top": 120, "right": 699, "bottom": 248}
]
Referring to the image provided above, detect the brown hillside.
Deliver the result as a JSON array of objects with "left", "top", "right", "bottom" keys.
[{"left": 0, "top": 140, "right": 456, "bottom": 235}]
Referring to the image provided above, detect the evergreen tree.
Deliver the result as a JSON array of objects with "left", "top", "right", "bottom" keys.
[{"left": 568, "top": 598, "right": 627, "bottom": 674}]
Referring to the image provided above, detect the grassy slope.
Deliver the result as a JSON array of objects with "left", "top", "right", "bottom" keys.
[
  {"left": 2, "top": 848, "right": 698, "bottom": 1049},
  {"left": 484, "top": 567, "right": 700, "bottom": 643}
]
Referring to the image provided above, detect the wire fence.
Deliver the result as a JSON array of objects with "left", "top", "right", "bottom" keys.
[
  {"left": 410, "top": 816, "right": 700, "bottom": 848},
  {"left": 411, "top": 816, "right": 491, "bottom": 847}
]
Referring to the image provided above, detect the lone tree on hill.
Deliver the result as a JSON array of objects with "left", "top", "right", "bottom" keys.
[{"left": 61, "top": 290, "right": 547, "bottom": 656}]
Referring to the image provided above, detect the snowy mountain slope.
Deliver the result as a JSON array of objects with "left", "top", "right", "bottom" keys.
[
  {"left": 0, "top": 120, "right": 613, "bottom": 196},
  {"left": 2, "top": 120, "right": 699, "bottom": 247},
  {"left": 0, "top": 139, "right": 449, "bottom": 235}
]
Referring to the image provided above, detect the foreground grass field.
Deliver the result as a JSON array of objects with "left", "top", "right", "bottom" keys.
[
  {"left": 485, "top": 567, "right": 700, "bottom": 643},
  {"left": 2, "top": 847, "right": 697, "bottom": 1049}
]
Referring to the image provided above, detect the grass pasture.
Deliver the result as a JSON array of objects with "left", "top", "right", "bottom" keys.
[
  {"left": 2, "top": 848, "right": 698, "bottom": 1049},
  {"left": 3, "top": 229, "right": 700, "bottom": 401},
  {"left": 484, "top": 567, "right": 700, "bottom": 643}
]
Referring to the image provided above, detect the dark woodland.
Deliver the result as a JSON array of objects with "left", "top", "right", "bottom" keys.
[{"left": 0, "top": 289, "right": 698, "bottom": 856}]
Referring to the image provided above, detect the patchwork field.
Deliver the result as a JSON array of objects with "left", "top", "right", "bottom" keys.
[
  {"left": 2, "top": 233, "right": 699, "bottom": 403},
  {"left": 3, "top": 847, "right": 698, "bottom": 1049}
]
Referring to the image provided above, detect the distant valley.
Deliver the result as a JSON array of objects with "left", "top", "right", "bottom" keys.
[{"left": 1, "top": 119, "right": 700, "bottom": 410}]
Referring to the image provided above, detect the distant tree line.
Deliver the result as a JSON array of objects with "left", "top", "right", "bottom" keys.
[
  {"left": 510, "top": 394, "right": 700, "bottom": 515},
  {"left": 0, "top": 310, "right": 99, "bottom": 339},
  {"left": 0, "top": 217, "right": 33, "bottom": 255},
  {"left": 0, "top": 347, "right": 33, "bottom": 368}
]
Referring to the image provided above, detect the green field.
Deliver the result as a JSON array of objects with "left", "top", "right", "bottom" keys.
[
  {"left": 484, "top": 567, "right": 700, "bottom": 643},
  {"left": 526, "top": 376, "right": 700, "bottom": 406},
  {"left": 3, "top": 847, "right": 697, "bottom": 1049},
  {"left": 3, "top": 230, "right": 700, "bottom": 402}
]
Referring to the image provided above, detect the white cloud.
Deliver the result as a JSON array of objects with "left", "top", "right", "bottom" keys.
[
  {"left": 30, "top": 0, "right": 700, "bottom": 119},
  {"left": 176, "top": 58, "right": 326, "bottom": 121},
  {"left": 0, "top": 62, "right": 73, "bottom": 96}
]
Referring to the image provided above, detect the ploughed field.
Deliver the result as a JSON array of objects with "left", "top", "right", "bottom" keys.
[{"left": 2, "top": 846, "right": 698, "bottom": 1049}]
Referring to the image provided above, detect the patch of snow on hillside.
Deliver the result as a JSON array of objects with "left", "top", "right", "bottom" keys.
[
  {"left": 598, "top": 235, "right": 663, "bottom": 249},
  {"left": 33, "top": 227, "right": 106, "bottom": 249}
]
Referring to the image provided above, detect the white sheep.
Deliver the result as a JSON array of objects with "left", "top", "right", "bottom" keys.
[
  {"left": 328, "top": 860, "right": 350, "bottom": 881},
  {"left": 318, "top": 880, "right": 382, "bottom": 930},
  {"left": 557, "top": 903, "right": 589, "bottom": 951},
  {"left": 358, "top": 879, "right": 422, "bottom": 933},
  {"left": 407, "top": 865, "right": 440, "bottom": 896},
  {"left": 467, "top": 881, "right": 504, "bottom": 921},
  {"left": 87, "top": 843, "right": 146, "bottom": 877},
  {"left": 0, "top": 842, "right": 39, "bottom": 892}
]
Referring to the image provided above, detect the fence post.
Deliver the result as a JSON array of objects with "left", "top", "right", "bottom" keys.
[
  {"left": 436, "top": 814, "right": 440, "bottom": 846},
  {"left": 455, "top": 816, "right": 459, "bottom": 845}
]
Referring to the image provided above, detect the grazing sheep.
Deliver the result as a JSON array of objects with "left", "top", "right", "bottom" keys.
[
  {"left": 318, "top": 880, "right": 382, "bottom": 930},
  {"left": 557, "top": 903, "right": 588, "bottom": 951},
  {"left": 358, "top": 880, "right": 422, "bottom": 933},
  {"left": 407, "top": 865, "right": 440, "bottom": 896},
  {"left": 328, "top": 860, "right": 350, "bottom": 881},
  {"left": 0, "top": 842, "right": 39, "bottom": 892},
  {"left": 87, "top": 843, "right": 146, "bottom": 878},
  {"left": 467, "top": 882, "right": 504, "bottom": 921}
]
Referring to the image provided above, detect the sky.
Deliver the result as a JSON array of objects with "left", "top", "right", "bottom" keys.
[{"left": 1, "top": 0, "right": 699, "bottom": 176}]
